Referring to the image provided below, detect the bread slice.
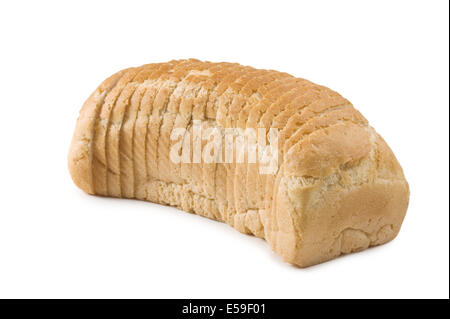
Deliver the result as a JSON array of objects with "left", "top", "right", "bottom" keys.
[{"left": 69, "top": 59, "right": 409, "bottom": 267}]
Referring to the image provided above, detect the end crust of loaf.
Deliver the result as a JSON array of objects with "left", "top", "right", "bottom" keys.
[
  {"left": 68, "top": 69, "right": 128, "bottom": 194},
  {"left": 68, "top": 59, "right": 409, "bottom": 267},
  {"left": 271, "top": 147, "right": 409, "bottom": 267}
]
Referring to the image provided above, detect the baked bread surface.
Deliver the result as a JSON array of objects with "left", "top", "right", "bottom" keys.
[{"left": 68, "top": 59, "right": 409, "bottom": 267}]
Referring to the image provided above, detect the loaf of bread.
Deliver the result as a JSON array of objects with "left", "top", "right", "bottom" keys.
[{"left": 68, "top": 59, "right": 409, "bottom": 267}]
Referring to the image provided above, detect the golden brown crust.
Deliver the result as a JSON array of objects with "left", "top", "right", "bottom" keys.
[
  {"left": 68, "top": 69, "right": 128, "bottom": 194},
  {"left": 68, "top": 60, "right": 410, "bottom": 267},
  {"left": 94, "top": 68, "right": 139, "bottom": 196}
]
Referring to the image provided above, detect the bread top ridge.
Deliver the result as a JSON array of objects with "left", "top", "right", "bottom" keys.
[{"left": 72, "top": 59, "right": 406, "bottom": 185}]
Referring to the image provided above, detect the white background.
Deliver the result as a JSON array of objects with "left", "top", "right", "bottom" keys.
[{"left": 0, "top": 0, "right": 448, "bottom": 299}]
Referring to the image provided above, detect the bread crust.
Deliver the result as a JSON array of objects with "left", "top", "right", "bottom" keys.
[{"left": 69, "top": 59, "right": 409, "bottom": 267}]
